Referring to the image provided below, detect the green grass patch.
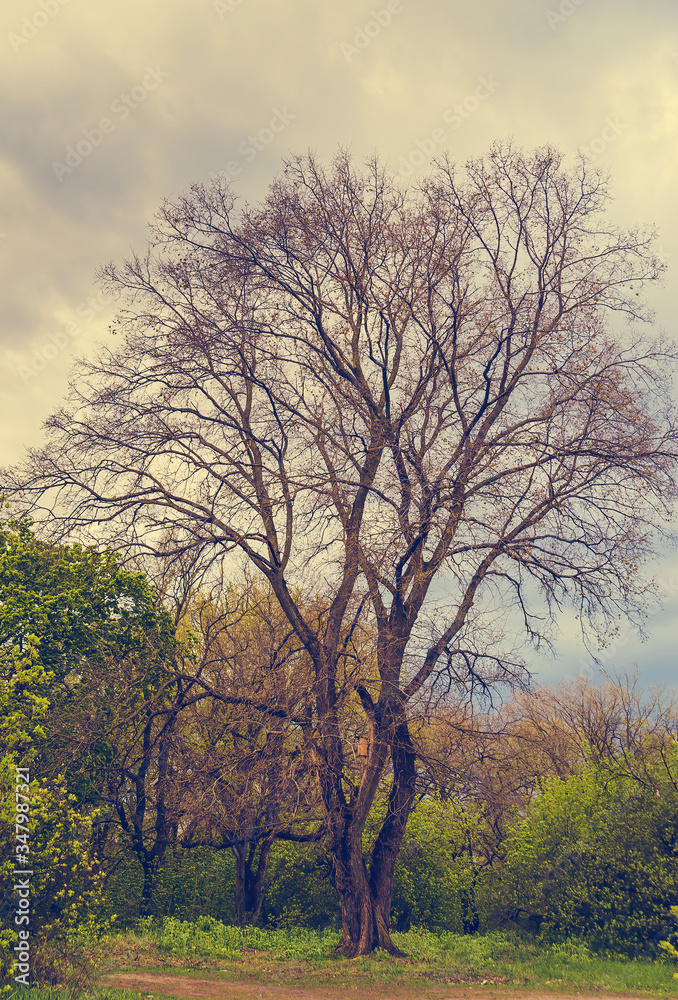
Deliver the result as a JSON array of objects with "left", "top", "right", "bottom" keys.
[
  {"left": 139, "top": 914, "right": 339, "bottom": 961},
  {"left": 12, "top": 922, "right": 678, "bottom": 998},
  {"left": 104, "top": 918, "right": 678, "bottom": 995}
]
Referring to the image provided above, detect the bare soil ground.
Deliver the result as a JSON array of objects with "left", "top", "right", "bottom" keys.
[{"left": 102, "top": 974, "right": 663, "bottom": 1000}]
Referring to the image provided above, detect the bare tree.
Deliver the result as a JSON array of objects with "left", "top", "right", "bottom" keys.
[
  {"left": 7, "top": 143, "right": 677, "bottom": 955},
  {"left": 509, "top": 673, "right": 678, "bottom": 784},
  {"left": 426, "top": 673, "right": 678, "bottom": 871},
  {"left": 173, "top": 580, "right": 323, "bottom": 925}
]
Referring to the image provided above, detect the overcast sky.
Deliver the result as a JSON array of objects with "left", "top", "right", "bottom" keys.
[{"left": 1, "top": 0, "right": 677, "bottom": 689}]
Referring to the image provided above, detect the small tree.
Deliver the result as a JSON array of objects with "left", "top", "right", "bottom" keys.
[
  {"left": 7, "top": 144, "right": 678, "bottom": 954},
  {"left": 0, "top": 639, "right": 109, "bottom": 987},
  {"left": 0, "top": 518, "right": 184, "bottom": 921}
]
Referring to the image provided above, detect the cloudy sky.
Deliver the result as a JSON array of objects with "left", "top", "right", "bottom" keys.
[{"left": 1, "top": 0, "right": 677, "bottom": 688}]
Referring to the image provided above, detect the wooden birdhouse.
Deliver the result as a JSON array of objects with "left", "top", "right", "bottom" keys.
[{"left": 357, "top": 737, "right": 369, "bottom": 757}]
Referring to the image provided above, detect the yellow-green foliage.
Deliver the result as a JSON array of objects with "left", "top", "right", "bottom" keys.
[
  {"left": 0, "top": 639, "right": 110, "bottom": 988},
  {"left": 391, "top": 798, "right": 480, "bottom": 932},
  {"left": 659, "top": 904, "right": 678, "bottom": 974},
  {"left": 480, "top": 752, "right": 678, "bottom": 956},
  {"left": 0, "top": 638, "right": 53, "bottom": 986}
]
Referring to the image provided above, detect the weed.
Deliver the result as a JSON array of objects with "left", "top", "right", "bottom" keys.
[{"left": 108, "top": 919, "right": 678, "bottom": 995}]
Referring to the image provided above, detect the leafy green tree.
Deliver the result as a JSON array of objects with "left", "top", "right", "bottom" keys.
[
  {"left": 0, "top": 518, "right": 183, "bottom": 939},
  {"left": 0, "top": 639, "right": 108, "bottom": 988},
  {"left": 0, "top": 518, "right": 176, "bottom": 693},
  {"left": 481, "top": 751, "right": 678, "bottom": 955}
]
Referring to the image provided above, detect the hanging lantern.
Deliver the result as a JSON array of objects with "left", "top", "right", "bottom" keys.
[{"left": 357, "top": 737, "right": 369, "bottom": 757}]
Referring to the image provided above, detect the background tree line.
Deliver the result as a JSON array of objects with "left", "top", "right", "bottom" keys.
[{"left": 3, "top": 517, "right": 678, "bottom": 975}]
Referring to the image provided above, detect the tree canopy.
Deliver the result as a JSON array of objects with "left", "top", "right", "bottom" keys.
[{"left": 6, "top": 143, "right": 678, "bottom": 955}]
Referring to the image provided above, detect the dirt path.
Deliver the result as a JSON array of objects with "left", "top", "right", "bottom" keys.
[
  {"left": 103, "top": 974, "right": 658, "bottom": 1000},
  {"left": 103, "top": 974, "right": 444, "bottom": 1000}
]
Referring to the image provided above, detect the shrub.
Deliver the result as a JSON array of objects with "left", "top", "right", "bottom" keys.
[
  {"left": 480, "top": 753, "right": 678, "bottom": 955},
  {"left": 391, "top": 798, "right": 479, "bottom": 932}
]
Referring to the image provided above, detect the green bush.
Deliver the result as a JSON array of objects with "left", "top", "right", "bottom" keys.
[
  {"left": 155, "top": 847, "right": 236, "bottom": 924},
  {"left": 391, "top": 798, "right": 479, "bottom": 932},
  {"left": 99, "top": 844, "right": 237, "bottom": 925},
  {"left": 261, "top": 841, "right": 339, "bottom": 929},
  {"left": 479, "top": 752, "right": 678, "bottom": 955}
]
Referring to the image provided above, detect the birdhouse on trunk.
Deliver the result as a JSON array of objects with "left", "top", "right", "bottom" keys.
[{"left": 357, "top": 737, "right": 368, "bottom": 757}]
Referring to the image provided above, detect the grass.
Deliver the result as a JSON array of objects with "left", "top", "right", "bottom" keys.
[{"left": 9, "top": 920, "right": 678, "bottom": 999}]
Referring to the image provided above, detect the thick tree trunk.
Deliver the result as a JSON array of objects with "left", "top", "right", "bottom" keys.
[
  {"left": 337, "top": 892, "right": 400, "bottom": 955},
  {"left": 331, "top": 708, "right": 417, "bottom": 957},
  {"left": 333, "top": 847, "right": 404, "bottom": 957}
]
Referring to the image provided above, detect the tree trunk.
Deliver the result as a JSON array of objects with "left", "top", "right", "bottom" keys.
[
  {"left": 333, "top": 841, "right": 405, "bottom": 957},
  {"left": 231, "top": 832, "right": 275, "bottom": 926},
  {"left": 331, "top": 710, "right": 417, "bottom": 957},
  {"left": 139, "top": 856, "right": 160, "bottom": 917}
]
